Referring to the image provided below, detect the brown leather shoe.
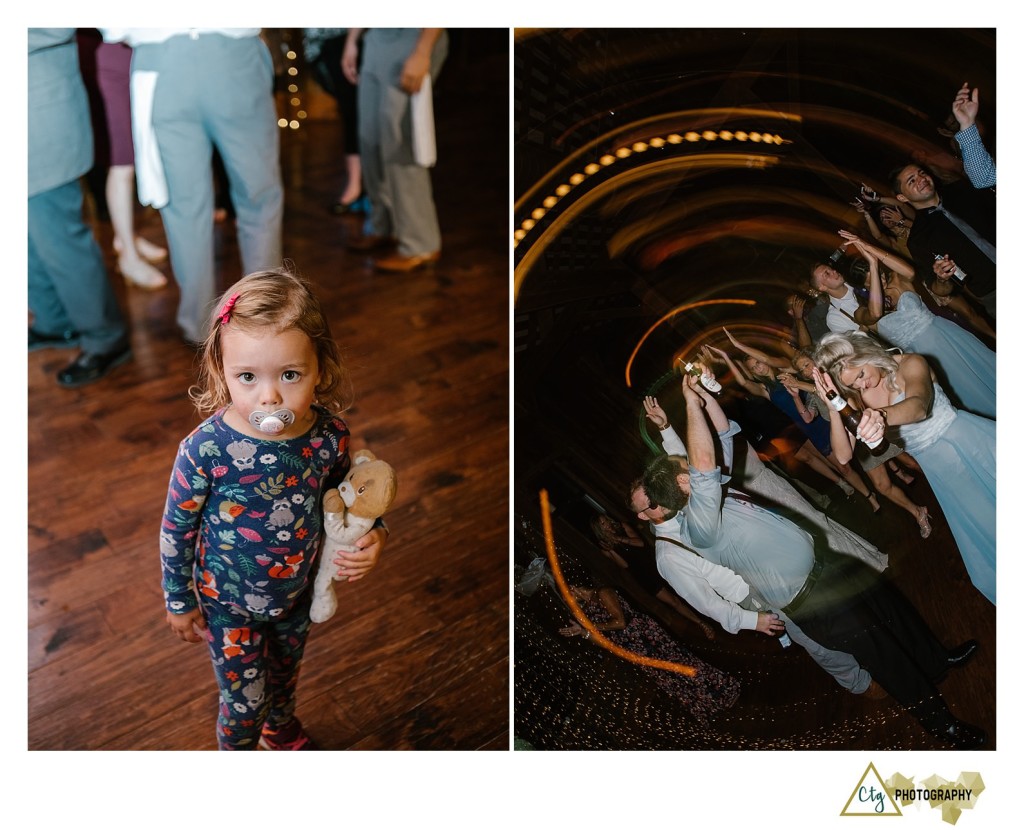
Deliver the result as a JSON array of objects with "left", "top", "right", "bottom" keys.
[
  {"left": 346, "top": 234, "right": 397, "bottom": 252},
  {"left": 373, "top": 250, "right": 441, "bottom": 272}
]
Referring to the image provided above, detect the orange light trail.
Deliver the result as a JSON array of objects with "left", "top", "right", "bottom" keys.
[
  {"left": 538, "top": 489, "right": 697, "bottom": 678},
  {"left": 625, "top": 299, "right": 757, "bottom": 387},
  {"left": 514, "top": 153, "right": 781, "bottom": 301},
  {"left": 514, "top": 107, "right": 801, "bottom": 214}
]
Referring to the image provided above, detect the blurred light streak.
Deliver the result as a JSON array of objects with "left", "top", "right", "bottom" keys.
[
  {"left": 518, "top": 100, "right": 957, "bottom": 271},
  {"left": 538, "top": 488, "right": 697, "bottom": 677},
  {"left": 515, "top": 154, "right": 780, "bottom": 301},
  {"left": 603, "top": 185, "right": 854, "bottom": 257},
  {"left": 672, "top": 316, "right": 791, "bottom": 368},
  {"left": 713, "top": 321, "right": 796, "bottom": 354},
  {"left": 515, "top": 107, "right": 800, "bottom": 215},
  {"left": 624, "top": 299, "right": 757, "bottom": 388},
  {"left": 550, "top": 60, "right": 937, "bottom": 149},
  {"left": 635, "top": 215, "right": 847, "bottom": 271},
  {"left": 556, "top": 94, "right": 801, "bottom": 150},
  {"left": 781, "top": 104, "right": 968, "bottom": 186}
]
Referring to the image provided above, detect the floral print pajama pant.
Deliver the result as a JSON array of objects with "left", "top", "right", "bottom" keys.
[{"left": 200, "top": 590, "right": 313, "bottom": 750}]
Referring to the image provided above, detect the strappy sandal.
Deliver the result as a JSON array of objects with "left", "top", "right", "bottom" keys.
[
  {"left": 916, "top": 507, "right": 932, "bottom": 539},
  {"left": 867, "top": 491, "right": 881, "bottom": 513},
  {"left": 889, "top": 461, "right": 915, "bottom": 486}
]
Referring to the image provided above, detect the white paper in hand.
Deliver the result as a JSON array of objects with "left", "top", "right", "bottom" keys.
[
  {"left": 411, "top": 74, "right": 437, "bottom": 168},
  {"left": 130, "top": 70, "right": 169, "bottom": 209}
]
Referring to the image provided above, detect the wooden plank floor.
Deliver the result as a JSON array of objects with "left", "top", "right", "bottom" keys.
[{"left": 27, "top": 33, "right": 509, "bottom": 751}]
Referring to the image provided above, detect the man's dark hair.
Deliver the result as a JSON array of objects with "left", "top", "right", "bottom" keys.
[
  {"left": 887, "top": 163, "right": 910, "bottom": 196},
  {"left": 808, "top": 261, "right": 830, "bottom": 283},
  {"left": 848, "top": 257, "right": 870, "bottom": 285},
  {"left": 626, "top": 477, "right": 644, "bottom": 511},
  {"left": 888, "top": 160, "right": 938, "bottom": 197},
  {"left": 642, "top": 455, "right": 689, "bottom": 511}
]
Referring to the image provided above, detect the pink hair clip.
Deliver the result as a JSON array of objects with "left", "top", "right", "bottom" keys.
[{"left": 218, "top": 293, "right": 240, "bottom": 326}]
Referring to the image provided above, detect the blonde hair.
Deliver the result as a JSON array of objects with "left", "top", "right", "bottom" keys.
[
  {"left": 813, "top": 331, "right": 899, "bottom": 398},
  {"left": 791, "top": 348, "right": 817, "bottom": 377},
  {"left": 190, "top": 266, "right": 353, "bottom": 416}
]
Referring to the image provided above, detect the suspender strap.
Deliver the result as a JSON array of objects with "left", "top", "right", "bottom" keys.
[
  {"left": 655, "top": 536, "right": 703, "bottom": 558},
  {"left": 829, "top": 297, "right": 861, "bottom": 326}
]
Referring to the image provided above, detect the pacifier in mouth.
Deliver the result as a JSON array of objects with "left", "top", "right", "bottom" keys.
[{"left": 249, "top": 408, "right": 296, "bottom": 435}]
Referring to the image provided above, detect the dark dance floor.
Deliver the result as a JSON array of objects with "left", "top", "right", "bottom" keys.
[{"left": 515, "top": 470, "right": 995, "bottom": 750}]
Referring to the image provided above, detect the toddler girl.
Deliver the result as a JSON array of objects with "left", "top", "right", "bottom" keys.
[{"left": 159, "top": 268, "right": 388, "bottom": 750}]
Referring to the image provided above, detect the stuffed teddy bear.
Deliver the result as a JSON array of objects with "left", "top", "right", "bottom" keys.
[{"left": 309, "top": 449, "right": 397, "bottom": 623}]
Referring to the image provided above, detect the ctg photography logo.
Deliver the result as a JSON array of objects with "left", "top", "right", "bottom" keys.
[
  {"left": 841, "top": 764, "right": 985, "bottom": 824},
  {"left": 842, "top": 763, "right": 902, "bottom": 816}
]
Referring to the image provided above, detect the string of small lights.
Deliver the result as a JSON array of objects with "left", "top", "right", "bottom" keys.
[
  {"left": 513, "top": 128, "right": 790, "bottom": 252},
  {"left": 276, "top": 37, "right": 307, "bottom": 132}
]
